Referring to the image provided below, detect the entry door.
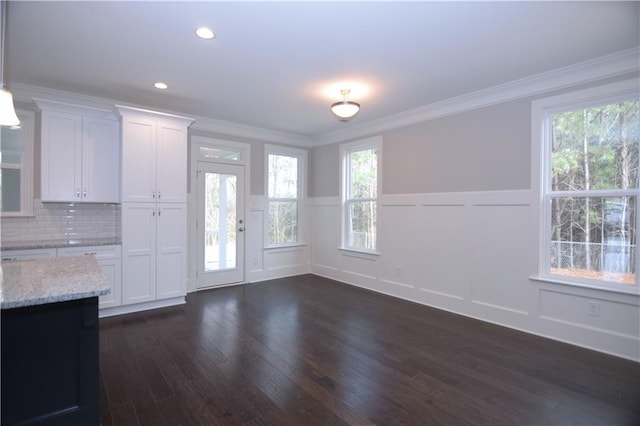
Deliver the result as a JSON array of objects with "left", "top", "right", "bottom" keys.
[{"left": 196, "top": 162, "right": 245, "bottom": 288}]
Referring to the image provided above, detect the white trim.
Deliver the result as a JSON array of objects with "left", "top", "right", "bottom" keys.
[
  {"left": 1, "top": 109, "right": 35, "bottom": 217},
  {"left": 188, "top": 136, "right": 251, "bottom": 293},
  {"left": 191, "top": 116, "right": 312, "bottom": 148},
  {"left": 99, "top": 296, "right": 185, "bottom": 318},
  {"left": 114, "top": 104, "right": 194, "bottom": 126},
  {"left": 314, "top": 48, "right": 640, "bottom": 146},
  {"left": 530, "top": 275, "right": 640, "bottom": 296}
]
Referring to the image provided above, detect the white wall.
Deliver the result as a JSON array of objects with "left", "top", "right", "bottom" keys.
[{"left": 311, "top": 191, "right": 640, "bottom": 361}]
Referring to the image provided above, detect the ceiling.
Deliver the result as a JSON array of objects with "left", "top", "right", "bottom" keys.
[{"left": 5, "top": 1, "right": 639, "bottom": 139}]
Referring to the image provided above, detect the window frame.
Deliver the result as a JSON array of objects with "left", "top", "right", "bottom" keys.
[
  {"left": 340, "top": 136, "right": 382, "bottom": 255},
  {"left": 264, "top": 144, "right": 307, "bottom": 248},
  {"left": 1, "top": 109, "right": 35, "bottom": 217},
  {"left": 531, "top": 79, "right": 640, "bottom": 294}
]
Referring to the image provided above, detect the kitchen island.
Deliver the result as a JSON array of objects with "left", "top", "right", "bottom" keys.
[{"left": 1, "top": 256, "right": 109, "bottom": 426}]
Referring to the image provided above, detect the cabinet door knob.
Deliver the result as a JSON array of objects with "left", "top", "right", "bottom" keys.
[
  {"left": 158, "top": 191, "right": 161, "bottom": 199},
  {"left": 152, "top": 191, "right": 156, "bottom": 199},
  {"left": 76, "top": 188, "right": 81, "bottom": 197},
  {"left": 83, "top": 188, "right": 87, "bottom": 198}
]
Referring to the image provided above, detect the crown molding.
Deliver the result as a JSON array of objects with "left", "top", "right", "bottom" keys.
[
  {"left": 312, "top": 47, "right": 640, "bottom": 146},
  {"left": 8, "top": 82, "right": 312, "bottom": 148},
  {"left": 190, "top": 115, "right": 313, "bottom": 148}
]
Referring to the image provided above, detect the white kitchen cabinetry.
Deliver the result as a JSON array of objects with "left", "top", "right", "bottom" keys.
[
  {"left": 116, "top": 106, "right": 194, "bottom": 309},
  {"left": 117, "top": 107, "right": 191, "bottom": 203},
  {"left": 57, "top": 245, "right": 122, "bottom": 309},
  {"left": 36, "top": 99, "right": 120, "bottom": 203},
  {"left": 121, "top": 203, "right": 187, "bottom": 305},
  {"left": 1, "top": 248, "right": 57, "bottom": 260}
]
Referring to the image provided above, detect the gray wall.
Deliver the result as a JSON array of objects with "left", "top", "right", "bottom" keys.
[
  {"left": 309, "top": 143, "right": 340, "bottom": 197},
  {"left": 308, "top": 73, "right": 639, "bottom": 197},
  {"left": 383, "top": 99, "right": 531, "bottom": 194}
]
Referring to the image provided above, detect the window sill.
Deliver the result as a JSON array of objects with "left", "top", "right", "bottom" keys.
[
  {"left": 338, "top": 247, "right": 381, "bottom": 257},
  {"left": 1, "top": 213, "right": 35, "bottom": 218},
  {"left": 529, "top": 275, "right": 640, "bottom": 296},
  {"left": 264, "top": 243, "right": 307, "bottom": 250}
]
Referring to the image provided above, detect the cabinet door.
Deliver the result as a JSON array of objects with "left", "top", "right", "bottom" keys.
[
  {"left": 122, "top": 203, "right": 156, "bottom": 305},
  {"left": 41, "top": 111, "right": 82, "bottom": 202},
  {"left": 57, "top": 245, "right": 122, "bottom": 309},
  {"left": 82, "top": 117, "right": 120, "bottom": 203},
  {"left": 156, "top": 203, "right": 186, "bottom": 300},
  {"left": 121, "top": 118, "right": 156, "bottom": 203},
  {"left": 97, "top": 257, "right": 122, "bottom": 309},
  {"left": 156, "top": 120, "right": 187, "bottom": 203}
]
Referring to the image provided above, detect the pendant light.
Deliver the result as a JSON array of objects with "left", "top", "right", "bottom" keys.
[
  {"left": 0, "top": 0, "right": 20, "bottom": 126},
  {"left": 331, "top": 89, "right": 360, "bottom": 122}
]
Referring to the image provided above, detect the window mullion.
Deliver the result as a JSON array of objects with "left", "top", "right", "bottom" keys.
[{"left": 549, "top": 189, "right": 638, "bottom": 198}]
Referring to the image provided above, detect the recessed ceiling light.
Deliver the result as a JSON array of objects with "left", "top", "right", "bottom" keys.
[
  {"left": 195, "top": 27, "right": 215, "bottom": 40},
  {"left": 154, "top": 82, "right": 168, "bottom": 90}
]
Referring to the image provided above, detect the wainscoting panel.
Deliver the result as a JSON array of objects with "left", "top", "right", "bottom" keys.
[
  {"left": 539, "top": 289, "right": 640, "bottom": 338},
  {"left": 470, "top": 204, "right": 530, "bottom": 316},
  {"left": 418, "top": 205, "right": 469, "bottom": 303},
  {"left": 310, "top": 199, "right": 341, "bottom": 272},
  {"left": 248, "top": 210, "right": 264, "bottom": 273},
  {"left": 310, "top": 191, "right": 640, "bottom": 361},
  {"left": 379, "top": 205, "right": 421, "bottom": 289}
]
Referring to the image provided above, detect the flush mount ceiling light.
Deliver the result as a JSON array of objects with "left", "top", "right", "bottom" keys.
[
  {"left": 154, "top": 82, "right": 168, "bottom": 90},
  {"left": 195, "top": 27, "right": 215, "bottom": 40},
  {"left": 0, "top": 0, "right": 19, "bottom": 126},
  {"left": 331, "top": 89, "right": 360, "bottom": 122}
]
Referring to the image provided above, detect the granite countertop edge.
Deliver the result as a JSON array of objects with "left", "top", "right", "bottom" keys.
[
  {"left": 1, "top": 238, "right": 121, "bottom": 251},
  {"left": 1, "top": 288, "right": 109, "bottom": 309},
  {"left": 1, "top": 257, "right": 110, "bottom": 310}
]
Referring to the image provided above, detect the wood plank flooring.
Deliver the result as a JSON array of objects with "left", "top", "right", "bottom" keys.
[{"left": 99, "top": 274, "right": 640, "bottom": 425}]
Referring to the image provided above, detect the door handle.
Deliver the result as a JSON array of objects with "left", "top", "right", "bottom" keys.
[{"left": 238, "top": 228, "right": 245, "bottom": 232}]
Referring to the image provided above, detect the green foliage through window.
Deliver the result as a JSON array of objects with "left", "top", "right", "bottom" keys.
[
  {"left": 268, "top": 152, "right": 300, "bottom": 245},
  {"left": 346, "top": 147, "right": 378, "bottom": 251},
  {"left": 548, "top": 99, "right": 639, "bottom": 284}
]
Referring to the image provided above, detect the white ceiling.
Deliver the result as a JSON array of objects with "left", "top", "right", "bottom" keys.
[{"left": 5, "top": 1, "right": 639, "bottom": 139}]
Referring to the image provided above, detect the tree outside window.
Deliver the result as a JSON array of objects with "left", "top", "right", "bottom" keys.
[
  {"left": 267, "top": 148, "right": 304, "bottom": 245},
  {"left": 342, "top": 137, "right": 381, "bottom": 253}
]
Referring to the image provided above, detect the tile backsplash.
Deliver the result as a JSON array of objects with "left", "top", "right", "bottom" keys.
[{"left": 1, "top": 200, "right": 120, "bottom": 243}]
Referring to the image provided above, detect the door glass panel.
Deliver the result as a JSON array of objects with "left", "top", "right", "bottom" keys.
[
  {"left": 200, "top": 147, "right": 242, "bottom": 161},
  {"left": 204, "top": 172, "right": 237, "bottom": 271}
]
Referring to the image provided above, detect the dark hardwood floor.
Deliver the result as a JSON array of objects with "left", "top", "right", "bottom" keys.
[{"left": 99, "top": 274, "right": 640, "bottom": 426}]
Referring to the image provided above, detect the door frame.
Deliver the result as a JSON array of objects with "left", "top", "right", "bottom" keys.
[{"left": 188, "top": 136, "right": 250, "bottom": 293}]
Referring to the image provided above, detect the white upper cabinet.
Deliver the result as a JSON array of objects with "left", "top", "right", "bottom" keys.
[
  {"left": 116, "top": 106, "right": 193, "bottom": 204},
  {"left": 36, "top": 99, "right": 120, "bottom": 203}
]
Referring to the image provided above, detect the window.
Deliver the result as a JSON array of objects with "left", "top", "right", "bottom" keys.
[
  {"left": 341, "top": 136, "right": 381, "bottom": 253},
  {"left": 1, "top": 110, "right": 35, "bottom": 217},
  {"left": 533, "top": 80, "right": 639, "bottom": 292},
  {"left": 266, "top": 145, "right": 306, "bottom": 246}
]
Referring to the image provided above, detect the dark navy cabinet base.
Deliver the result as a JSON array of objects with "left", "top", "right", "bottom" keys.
[{"left": 1, "top": 297, "right": 100, "bottom": 426}]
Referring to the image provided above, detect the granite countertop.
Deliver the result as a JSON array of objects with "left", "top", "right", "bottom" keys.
[
  {"left": 1, "top": 238, "right": 121, "bottom": 251},
  {"left": 0, "top": 256, "right": 110, "bottom": 309}
]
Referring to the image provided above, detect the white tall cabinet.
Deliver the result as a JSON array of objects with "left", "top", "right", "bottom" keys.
[{"left": 115, "top": 106, "right": 194, "bottom": 307}]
